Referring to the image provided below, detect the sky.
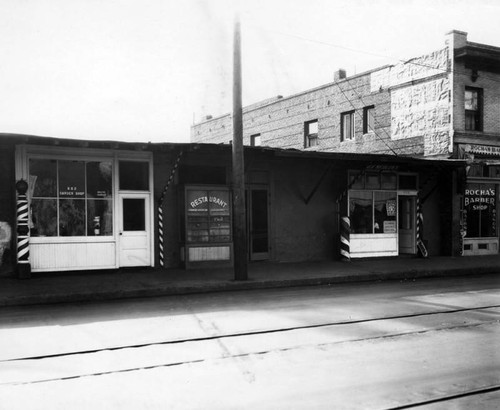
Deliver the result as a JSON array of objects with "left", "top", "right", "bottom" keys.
[{"left": 1, "top": 0, "right": 500, "bottom": 143}]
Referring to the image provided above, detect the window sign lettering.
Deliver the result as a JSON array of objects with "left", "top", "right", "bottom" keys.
[
  {"left": 464, "top": 184, "right": 496, "bottom": 237},
  {"left": 186, "top": 188, "right": 231, "bottom": 243},
  {"left": 59, "top": 161, "right": 85, "bottom": 197}
]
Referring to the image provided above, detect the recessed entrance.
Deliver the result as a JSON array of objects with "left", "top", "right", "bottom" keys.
[
  {"left": 398, "top": 196, "right": 416, "bottom": 254},
  {"left": 247, "top": 188, "right": 269, "bottom": 260}
]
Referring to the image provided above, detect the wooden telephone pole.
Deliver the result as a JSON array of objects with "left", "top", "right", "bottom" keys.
[{"left": 232, "top": 15, "right": 248, "bottom": 280}]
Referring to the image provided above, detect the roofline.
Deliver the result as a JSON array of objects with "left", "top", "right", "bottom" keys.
[
  {"left": 0, "top": 133, "right": 464, "bottom": 167},
  {"left": 192, "top": 64, "right": 394, "bottom": 127}
]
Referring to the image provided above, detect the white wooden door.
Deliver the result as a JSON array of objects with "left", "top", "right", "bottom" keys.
[{"left": 119, "top": 194, "right": 151, "bottom": 267}]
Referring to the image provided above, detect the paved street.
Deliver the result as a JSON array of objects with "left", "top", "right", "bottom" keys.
[{"left": 0, "top": 274, "right": 499, "bottom": 409}]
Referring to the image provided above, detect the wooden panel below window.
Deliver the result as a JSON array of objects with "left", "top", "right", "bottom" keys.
[
  {"left": 31, "top": 241, "right": 116, "bottom": 272},
  {"left": 188, "top": 246, "right": 231, "bottom": 262}
]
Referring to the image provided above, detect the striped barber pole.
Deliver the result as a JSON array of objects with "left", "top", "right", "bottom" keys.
[
  {"left": 158, "top": 150, "right": 183, "bottom": 267},
  {"left": 416, "top": 196, "right": 428, "bottom": 258},
  {"left": 340, "top": 216, "right": 350, "bottom": 261},
  {"left": 15, "top": 180, "right": 31, "bottom": 278}
]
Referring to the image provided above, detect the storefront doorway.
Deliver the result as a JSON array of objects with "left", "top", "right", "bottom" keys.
[
  {"left": 247, "top": 188, "right": 269, "bottom": 260},
  {"left": 398, "top": 196, "right": 416, "bottom": 254},
  {"left": 118, "top": 193, "right": 151, "bottom": 267}
]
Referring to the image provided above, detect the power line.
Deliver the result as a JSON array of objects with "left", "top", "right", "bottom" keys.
[
  {"left": 335, "top": 80, "right": 400, "bottom": 156},
  {"left": 268, "top": 29, "right": 500, "bottom": 85}
]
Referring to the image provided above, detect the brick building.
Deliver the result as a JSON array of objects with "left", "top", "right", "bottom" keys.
[{"left": 192, "top": 30, "right": 500, "bottom": 256}]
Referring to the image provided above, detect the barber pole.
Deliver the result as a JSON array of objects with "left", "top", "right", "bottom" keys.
[
  {"left": 158, "top": 150, "right": 183, "bottom": 267},
  {"left": 416, "top": 196, "right": 428, "bottom": 258},
  {"left": 15, "top": 180, "right": 31, "bottom": 278},
  {"left": 340, "top": 216, "right": 350, "bottom": 261}
]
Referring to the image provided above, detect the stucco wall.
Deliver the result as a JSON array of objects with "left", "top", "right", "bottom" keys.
[{"left": 271, "top": 158, "right": 341, "bottom": 262}]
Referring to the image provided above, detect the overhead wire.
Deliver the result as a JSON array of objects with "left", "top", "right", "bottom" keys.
[{"left": 267, "top": 29, "right": 500, "bottom": 85}]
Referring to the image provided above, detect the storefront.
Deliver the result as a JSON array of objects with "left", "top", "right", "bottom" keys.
[
  {"left": 347, "top": 169, "right": 419, "bottom": 258},
  {"left": 183, "top": 186, "right": 233, "bottom": 268},
  {"left": 459, "top": 144, "right": 500, "bottom": 255},
  {"left": 15, "top": 144, "right": 154, "bottom": 272}
]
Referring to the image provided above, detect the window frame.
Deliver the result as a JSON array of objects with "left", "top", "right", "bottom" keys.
[
  {"left": 363, "top": 106, "right": 375, "bottom": 134},
  {"left": 464, "top": 86, "right": 483, "bottom": 132},
  {"left": 304, "top": 119, "right": 319, "bottom": 148},
  {"left": 341, "top": 111, "right": 355, "bottom": 141},
  {"left": 29, "top": 157, "right": 114, "bottom": 238},
  {"left": 250, "top": 134, "right": 261, "bottom": 147}
]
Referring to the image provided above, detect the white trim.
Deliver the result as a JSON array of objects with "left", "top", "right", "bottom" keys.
[{"left": 17, "top": 143, "right": 155, "bottom": 272}]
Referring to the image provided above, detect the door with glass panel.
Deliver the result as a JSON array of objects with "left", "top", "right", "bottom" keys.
[
  {"left": 398, "top": 196, "right": 416, "bottom": 254},
  {"left": 119, "top": 194, "right": 150, "bottom": 267}
]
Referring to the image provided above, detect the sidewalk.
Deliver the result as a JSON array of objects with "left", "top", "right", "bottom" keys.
[{"left": 0, "top": 255, "right": 499, "bottom": 307}]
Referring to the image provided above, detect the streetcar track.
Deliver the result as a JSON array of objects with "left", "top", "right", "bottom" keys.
[
  {"left": 2, "top": 303, "right": 499, "bottom": 364},
  {"left": 0, "top": 319, "right": 498, "bottom": 387},
  {"left": 385, "top": 384, "right": 500, "bottom": 409},
  {"left": 0, "top": 305, "right": 498, "bottom": 387}
]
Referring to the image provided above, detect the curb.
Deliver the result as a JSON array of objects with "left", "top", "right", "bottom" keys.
[{"left": 0, "top": 266, "right": 497, "bottom": 308}]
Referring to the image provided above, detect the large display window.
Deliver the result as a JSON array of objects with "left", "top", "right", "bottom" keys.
[
  {"left": 29, "top": 159, "right": 113, "bottom": 237},
  {"left": 349, "top": 191, "right": 397, "bottom": 234},
  {"left": 184, "top": 186, "right": 232, "bottom": 267},
  {"left": 186, "top": 188, "right": 231, "bottom": 243},
  {"left": 464, "top": 183, "right": 496, "bottom": 238}
]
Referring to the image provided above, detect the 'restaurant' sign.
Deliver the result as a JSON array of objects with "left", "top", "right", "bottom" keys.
[{"left": 187, "top": 190, "right": 230, "bottom": 213}]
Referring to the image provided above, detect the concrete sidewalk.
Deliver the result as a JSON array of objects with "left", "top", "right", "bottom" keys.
[{"left": 0, "top": 255, "right": 499, "bottom": 307}]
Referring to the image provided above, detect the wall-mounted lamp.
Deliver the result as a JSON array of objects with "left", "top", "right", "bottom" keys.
[{"left": 471, "top": 69, "right": 479, "bottom": 82}]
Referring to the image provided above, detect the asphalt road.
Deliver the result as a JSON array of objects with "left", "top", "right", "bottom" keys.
[{"left": 0, "top": 274, "right": 499, "bottom": 409}]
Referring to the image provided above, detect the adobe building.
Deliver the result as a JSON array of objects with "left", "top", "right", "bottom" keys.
[
  {"left": 191, "top": 30, "right": 500, "bottom": 256},
  {"left": 0, "top": 133, "right": 463, "bottom": 278}
]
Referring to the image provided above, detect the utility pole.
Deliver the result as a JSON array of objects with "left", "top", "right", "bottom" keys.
[{"left": 232, "top": 14, "right": 248, "bottom": 280}]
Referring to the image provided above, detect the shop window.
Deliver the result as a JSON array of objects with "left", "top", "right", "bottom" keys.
[
  {"left": 349, "top": 171, "right": 364, "bottom": 189},
  {"left": 381, "top": 172, "right": 397, "bottom": 190},
  {"left": 489, "top": 166, "right": 500, "bottom": 178},
  {"left": 465, "top": 87, "right": 482, "bottom": 131},
  {"left": 119, "top": 161, "right": 149, "bottom": 190},
  {"left": 341, "top": 111, "right": 355, "bottom": 141},
  {"left": 365, "top": 173, "right": 380, "bottom": 189},
  {"left": 186, "top": 189, "right": 231, "bottom": 243},
  {"left": 29, "top": 159, "right": 113, "bottom": 237},
  {"left": 363, "top": 106, "right": 374, "bottom": 134},
  {"left": 349, "top": 190, "right": 397, "bottom": 234},
  {"left": 304, "top": 120, "right": 318, "bottom": 148},
  {"left": 464, "top": 183, "right": 496, "bottom": 238}
]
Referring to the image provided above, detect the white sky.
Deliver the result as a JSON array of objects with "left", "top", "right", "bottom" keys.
[{"left": 1, "top": 0, "right": 500, "bottom": 143}]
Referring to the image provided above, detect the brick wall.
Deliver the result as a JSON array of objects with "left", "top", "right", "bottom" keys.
[{"left": 192, "top": 47, "right": 456, "bottom": 158}]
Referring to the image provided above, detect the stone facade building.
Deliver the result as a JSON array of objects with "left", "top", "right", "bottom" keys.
[{"left": 191, "top": 30, "right": 500, "bottom": 256}]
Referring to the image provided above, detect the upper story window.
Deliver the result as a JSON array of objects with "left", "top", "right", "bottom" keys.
[
  {"left": 363, "top": 106, "right": 375, "bottom": 134},
  {"left": 251, "top": 134, "right": 261, "bottom": 146},
  {"left": 465, "top": 87, "right": 482, "bottom": 131},
  {"left": 304, "top": 120, "right": 319, "bottom": 148},
  {"left": 341, "top": 111, "right": 355, "bottom": 141}
]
